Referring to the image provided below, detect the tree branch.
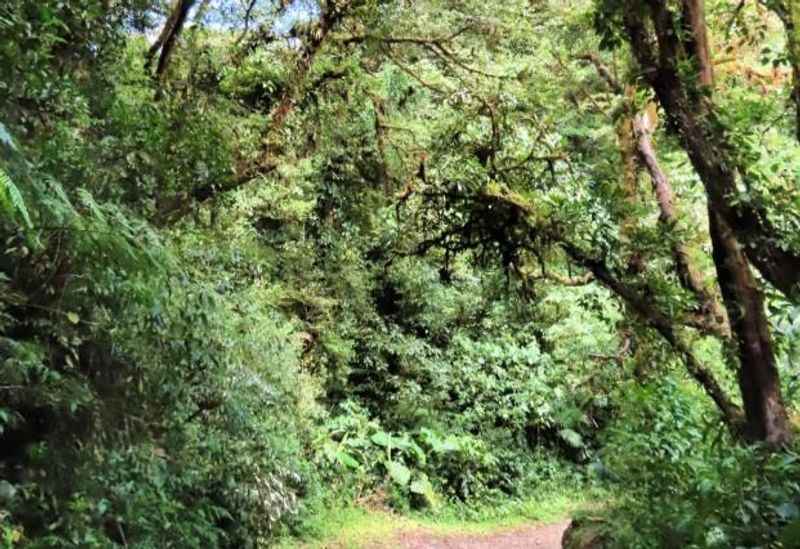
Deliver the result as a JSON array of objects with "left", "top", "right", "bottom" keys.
[{"left": 561, "top": 242, "right": 742, "bottom": 427}]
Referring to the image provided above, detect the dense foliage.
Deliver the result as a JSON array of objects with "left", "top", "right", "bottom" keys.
[{"left": 1, "top": 0, "right": 800, "bottom": 547}]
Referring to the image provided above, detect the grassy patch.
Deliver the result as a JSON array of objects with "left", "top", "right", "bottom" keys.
[
  {"left": 414, "top": 487, "right": 594, "bottom": 534},
  {"left": 276, "top": 485, "right": 603, "bottom": 548},
  {"left": 274, "top": 505, "right": 413, "bottom": 549}
]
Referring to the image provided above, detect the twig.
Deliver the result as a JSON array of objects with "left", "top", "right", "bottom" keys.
[{"left": 384, "top": 49, "right": 452, "bottom": 94}]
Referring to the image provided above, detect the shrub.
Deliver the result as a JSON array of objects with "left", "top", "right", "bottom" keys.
[{"left": 598, "top": 377, "right": 800, "bottom": 548}]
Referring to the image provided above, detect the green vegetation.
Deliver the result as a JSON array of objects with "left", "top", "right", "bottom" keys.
[
  {"left": 1, "top": 0, "right": 800, "bottom": 547},
  {"left": 276, "top": 486, "right": 591, "bottom": 548}
]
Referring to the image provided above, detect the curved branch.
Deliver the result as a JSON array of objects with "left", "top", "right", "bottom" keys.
[
  {"left": 632, "top": 110, "right": 730, "bottom": 338},
  {"left": 561, "top": 242, "right": 743, "bottom": 428}
]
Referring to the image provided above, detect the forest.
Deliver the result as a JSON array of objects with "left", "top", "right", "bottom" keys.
[{"left": 1, "top": 0, "right": 800, "bottom": 547}]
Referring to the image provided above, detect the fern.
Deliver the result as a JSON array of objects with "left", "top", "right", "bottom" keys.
[
  {"left": 42, "top": 176, "right": 78, "bottom": 224},
  {"left": 77, "top": 187, "right": 108, "bottom": 227},
  {"left": 0, "top": 166, "right": 32, "bottom": 228}
]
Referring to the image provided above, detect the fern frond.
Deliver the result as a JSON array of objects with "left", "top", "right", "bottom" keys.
[
  {"left": 77, "top": 187, "right": 108, "bottom": 226},
  {"left": 42, "top": 176, "right": 78, "bottom": 224},
  {"left": 0, "top": 167, "right": 32, "bottom": 228}
]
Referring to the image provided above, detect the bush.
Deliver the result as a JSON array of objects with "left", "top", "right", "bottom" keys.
[
  {"left": 0, "top": 136, "right": 311, "bottom": 545},
  {"left": 598, "top": 377, "right": 800, "bottom": 548}
]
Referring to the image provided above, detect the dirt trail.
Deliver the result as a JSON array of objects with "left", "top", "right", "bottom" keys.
[{"left": 368, "top": 519, "right": 570, "bottom": 549}]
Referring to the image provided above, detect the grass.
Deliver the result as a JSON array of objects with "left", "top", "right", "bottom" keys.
[
  {"left": 275, "top": 484, "right": 603, "bottom": 548},
  {"left": 274, "top": 506, "right": 414, "bottom": 549}
]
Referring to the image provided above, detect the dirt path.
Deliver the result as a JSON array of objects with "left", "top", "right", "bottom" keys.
[{"left": 368, "top": 519, "right": 570, "bottom": 549}]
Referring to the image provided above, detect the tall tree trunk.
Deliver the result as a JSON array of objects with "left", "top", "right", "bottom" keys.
[
  {"left": 154, "top": 0, "right": 196, "bottom": 81},
  {"left": 679, "top": 0, "right": 790, "bottom": 444},
  {"left": 681, "top": 0, "right": 714, "bottom": 87},
  {"left": 707, "top": 210, "right": 791, "bottom": 445},
  {"left": 764, "top": 0, "right": 800, "bottom": 142},
  {"left": 145, "top": 0, "right": 179, "bottom": 72},
  {"left": 616, "top": 90, "right": 644, "bottom": 273},
  {"left": 146, "top": 0, "right": 196, "bottom": 78},
  {"left": 784, "top": 2, "right": 800, "bottom": 142}
]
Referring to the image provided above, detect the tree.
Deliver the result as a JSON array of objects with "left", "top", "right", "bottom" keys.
[
  {"left": 595, "top": 0, "right": 796, "bottom": 443},
  {"left": 607, "top": 0, "right": 800, "bottom": 299}
]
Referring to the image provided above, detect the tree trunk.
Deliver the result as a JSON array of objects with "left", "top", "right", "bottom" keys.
[
  {"left": 767, "top": 0, "right": 800, "bottom": 142},
  {"left": 154, "top": 0, "right": 196, "bottom": 80},
  {"left": 145, "top": 0, "right": 180, "bottom": 72},
  {"left": 632, "top": 110, "right": 729, "bottom": 337},
  {"left": 707, "top": 209, "right": 791, "bottom": 445},
  {"left": 621, "top": 1, "right": 794, "bottom": 444},
  {"left": 616, "top": 92, "right": 644, "bottom": 273},
  {"left": 681, "top": 0, "right": 714, "bottom": 87},
  {"left": 785, "top": 1, "right": 800, "bottom": 142},
  {"left": 146, "top": 0, "right": 196, "bottom": 77}
]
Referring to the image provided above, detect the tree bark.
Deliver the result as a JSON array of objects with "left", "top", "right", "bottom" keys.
[
  {"left": 786, "top": 1, "right": 800, "bottom": 142},
  {"left": 579, "top": 54, "right": 729, "bottom": 335},
  {"left": 764, "top": 0, "right": 800, "bottom": 142},
  {"left": 621, "top": 0, "right": 794, "bottom": 445},
  {"left": 681, "top": 0, "right": 714, "bottom": 87},
  {"left": 154, "top": 0, "right": 196, "bottom": 80},
  {"left": 616, "top": 94, "right": 642, "bottom": 273},
  {"left": 632, "top": 110, "right": 729, "bottom": 337},
  {"left": 145, "top": 0, "right": 180, "bottom": 72},
  {"left": 707, "top": 209, "right": 791, "bottom": 445},
  {"left": 583, "top": 53, "right": 728, "bottom": 335},
  {"left": 146, "top": 0, "right": 197, "bottom": 80}
]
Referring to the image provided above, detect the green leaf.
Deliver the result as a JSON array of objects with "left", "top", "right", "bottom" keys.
[
  {"left": 335, "top": 450, "right": 360, "bottom": 470},
  {"left": 409, "top": 476, "right": 432, "bottom": 495},
  {"left": 409, "top": 474, "right": 438, "bottom": 509},
  {"left": 77, "top": 188, "right": 107, "bottom": 226},
  {"left": 558, "top": 428, "right": 584, "bottom": 448},
  {"left": 407, "top": 440, "right": 427, "bottom": 465},
  {"left": 371, "top": 431, "right": 393, "bottom": 448},
  {"left": 67, "top": 312, "right": 80, "bottom": 324},
  {"left": 439, "top": 436, "right": 460, "bottom": 453},
  {"left": 386, "top": 461, "right": 411, "bottom": 486},
  {"left": 0, "top": 167, "right": 32, "bottom": 228}
]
